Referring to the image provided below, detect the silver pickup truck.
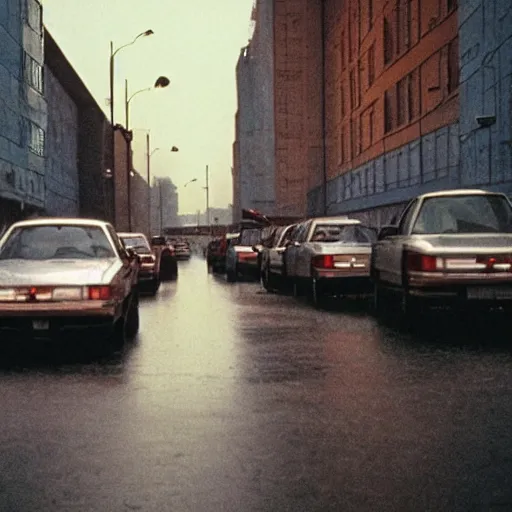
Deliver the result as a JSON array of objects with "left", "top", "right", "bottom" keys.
[{"left": 371, "top": 189, "right": 512, "bottom": 318}]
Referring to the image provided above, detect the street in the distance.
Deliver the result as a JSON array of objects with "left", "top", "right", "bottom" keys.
[{"left": 0, "top": 256, "right": 511, "bottom": 512}]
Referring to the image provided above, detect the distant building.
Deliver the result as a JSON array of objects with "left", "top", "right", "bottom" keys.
[
  {"left": 130, "top": 169, "right": 149, "bottom": 236},
  {"left": 150, "top": 177, "right": 178, "bottom": 234},
  {"left": 0, "top": 0, "right": 47, "bottom": 230}
]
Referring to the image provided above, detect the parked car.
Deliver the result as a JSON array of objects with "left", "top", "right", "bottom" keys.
[
  {"left": 119, "top": 232, "right": 160, "bottom": 294},
  {"left": 371, "top": 189, "right": 512, "bottom": 318},
  {"left": 206, "top": 232, "right": 239, "bottom": 273},
  {"left": 151, "top": 236, "right": 178, "bottom": 281},
  {"left": 283, "top": 216, "right": 377, "bottom": 306},
  {"left": 0, "top": 218, "right": 139, "bottom": 350},
  {"left": 225, "top": 224, "right": 264, "bottom": 282},
  {"left": 259, "top": 224, "right": 297, "bottom": 292}
]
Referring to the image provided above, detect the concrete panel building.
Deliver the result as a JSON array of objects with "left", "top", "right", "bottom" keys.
[
  {"left": 0, "top": 0, "right": 47, "bottom": 231},
  {"left": 44, "top": 29, "right": 113, "bottom": 223}
]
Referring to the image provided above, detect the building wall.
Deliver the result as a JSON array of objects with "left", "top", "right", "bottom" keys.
[
  {"left": 44, "top": 66, "right": 79, "bottom": 216},
  {"left": 310, "top": 0, "right": 460, "bottom": 220},
  {"left": 0, "top": 0, "right": 46, "bottom": 228},
  {"left": 274, "top": 0, "right": 324, "bottom": 216},
  {"left": 458, "top": 0, "right": 512, "bottom": 191},
  {"left": 113, "top": 127, "right": 130, "bottom": 231},
  {"left": 130, "top": 169, "right": 149, "bottom": 236},
  {"left": 78, "top": 107, "right": 113, "bottom": 223}
]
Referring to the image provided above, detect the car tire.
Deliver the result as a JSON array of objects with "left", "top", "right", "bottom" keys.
[
  {"left": 310, "top": 278, "right": 322, "bottom": 308},
  {"left": 149, "top": 277, "right": 160, "bottom": 296},
  {"left": 226, "top": 266, "right": 237, "bottom": 283},
  {"left": 262, "top": 265, "right": 272, "bottom": 292},
  {"left": 110, "top": 291, "right": 139, "bottom": 351}
]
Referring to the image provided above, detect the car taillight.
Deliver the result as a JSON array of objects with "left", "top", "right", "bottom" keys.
[
  {"left": 312, "top": 255, "right": 335, "bottom": 269},
  {"left": 406, "top": 252, "right": 440, "bottom": 272},
  {"left": 88, "top": 286, "right": 112, "bottom": 300}
]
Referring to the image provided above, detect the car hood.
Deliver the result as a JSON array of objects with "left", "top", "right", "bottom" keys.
[
  {"left": 404, "top": 234, "right": 512, "bottom": 254},
  {"left": 0, "top": 258, "right": 121, "bottom": 286}
]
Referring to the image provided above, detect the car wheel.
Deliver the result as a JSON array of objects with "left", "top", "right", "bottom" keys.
[
  {"left": 310, "top": 278, "right": 322, "bottom": 307},
  {"left": 125, "top": 291, "right": 140, "bottom": 338},
  {"left": 149, "top": 277, "right": 159, "bottom": 296},
  {"left": 110, "top": 291, "right": 138, "bottom": 351},
  {"left": 400, "top": 291, "right": 421, "bottom": 323},
  {"left": 262, "top": 265, "right": 272, "bottom": 292},
  {"left": 226, "top": 266, "right": 237, "bottom": 282},
  {"left": 373, "top": 281, "right": 386, "bottom": 316}
]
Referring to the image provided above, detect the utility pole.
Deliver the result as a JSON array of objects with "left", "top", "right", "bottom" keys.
[
  {"left": 159, "top": 179, "right": 163, "bottom": 234},
  {"left": 109, "top": 41, "right": 116, "bottom": 227},
  {"left": 205, "top": 164, "right": 210, "bottom": 234},
  {"left": 146, "top": 132, "right": 151, "bottom": 236}
]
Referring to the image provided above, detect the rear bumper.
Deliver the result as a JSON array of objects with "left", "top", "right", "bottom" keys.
[
  {"left": 0, "top": 300, "right": 116, "bottom": 317},
  {"left": 316, "top": 276, "right": 373, "bottom": 296},
  {"left": 138, "top": 270, "right": 157, "bottom": 282},
  {"left": 0, "top": 316, "right": 117, "bottom": 341}
]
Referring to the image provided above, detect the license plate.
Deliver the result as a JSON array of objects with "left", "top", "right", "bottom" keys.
[
  {"left": 467, "top": 286, "right": 512, "bottom": 300},
  {"left": 32, "top": 320, "right": 50, "bottom": 330}
]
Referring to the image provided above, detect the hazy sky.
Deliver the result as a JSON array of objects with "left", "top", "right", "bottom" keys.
[{"left": 43, "top": 0, "right": 255, "bottom": 214}]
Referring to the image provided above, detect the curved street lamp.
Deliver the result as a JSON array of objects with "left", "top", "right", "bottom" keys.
[
  {"left": 184, "top": 178, "right": 198, "bottom": 187},
  {"left": 125, "top": 76, "right": 171, "bottom": 130},
  {"left": 108, "top": 29, "right": 153, "bottom": 228}
]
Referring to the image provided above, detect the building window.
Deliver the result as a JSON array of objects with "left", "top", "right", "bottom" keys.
[
  {"left": 341, "top": 129, "right": 346, "bottom": 163},
  {"left": 384, "top": 17, "right": 393, "bottom": 64},
  {"left": 447, "top": 0, "right": 457, "bottom": 12},
  {"left": 407, "top": 74, "right": 415, "bottom": 121},
  {"left": 24, "top": 52, "right": 43, "bottom": 93},
  {"left": 384, "top": 90, "right": 394, "bottom": 133},
  {"left": 351, "top": 118, "right": 360, "bottom": 157},
  {"left": 26, "top": 0, "right": 43, "bottom": 34},
  {"left": 350, "top": 70, "right": 356, "bottom": 109},
  {"left": 341, "top": 32, "right": 346, "bottom": 70},
  {"left": 27, "top": 120, "right": 45, "bottom": 156},
  {"left": 368, "top": 45, "right": 375, "bottom": 86},
  {"left": 396, "top": 77, "right": 407, "bottom": 126},
  {"left": 369, "top": 0, "right": 373, "bottom": 28},
  {"left": 447, "top": 38, "right": 459, "bottom": 93}
]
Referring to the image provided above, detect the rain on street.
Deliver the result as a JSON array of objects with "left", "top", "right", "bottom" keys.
[{"left": 1, "top": 255, "right": 512, "bottom": 512}]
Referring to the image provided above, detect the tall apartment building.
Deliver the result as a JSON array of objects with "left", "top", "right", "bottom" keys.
[
  {"left": 234, "top": 0, "right": 512, "bottom": 226},
  {"left": 0, "top": 0, "right": 47, "bottom": 231}
]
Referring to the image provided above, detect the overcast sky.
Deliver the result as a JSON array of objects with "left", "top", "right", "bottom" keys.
[{"left": 43, "top": 0, "right": 255, "bottom": 214}]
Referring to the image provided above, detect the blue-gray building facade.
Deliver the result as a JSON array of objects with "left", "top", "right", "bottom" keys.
[{"left": 0, "top": 0, "right": 47, "bottom": 230}]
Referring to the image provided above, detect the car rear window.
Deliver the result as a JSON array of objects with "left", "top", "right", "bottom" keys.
[
  {"left": 120, "top": 236, "right": 150, "bottom": 252},
  {"left": 0, "top": 225, "right": 116, "bottom": 260}
]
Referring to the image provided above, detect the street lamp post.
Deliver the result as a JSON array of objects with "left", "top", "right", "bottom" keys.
[
  {"left": 145, "top": 137, "right": 179, "bottom": 235},
  {"left": 109, "top": 29, "right": 153, "bottom": 227},
  {"left": 204, "top": 164, "right": 211, "bottom": 235},
  {"left": 124, "top": 76, "right": 170, "bottom": 231}
]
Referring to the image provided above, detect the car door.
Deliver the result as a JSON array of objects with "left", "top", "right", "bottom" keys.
[
  {"left": 295, "top": 221, "right": 314, "bottom": 277},
  {"left": 107, "top": 226, "right": 137, "bottom": 295},
  {"left": 378, "top": 199, "right": 419, "bottom": 286},
  {"left": 284, "top": 222, "right": 307, "bottom": 277}
]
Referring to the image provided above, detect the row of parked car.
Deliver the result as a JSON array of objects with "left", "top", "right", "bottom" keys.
[
  {"left": 207, "top": 189, "right": 512, "bottom": 317},
  {"left": 0, "top": 219, "right": 191, "bottom": 352}
]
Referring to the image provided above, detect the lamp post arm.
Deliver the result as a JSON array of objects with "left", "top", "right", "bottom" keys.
[
  {"left": 127, "top": 87, "right": 152, "bottom": 105},
  {"left": 112, "top": 31, "right": 151, "bottom": 59}
]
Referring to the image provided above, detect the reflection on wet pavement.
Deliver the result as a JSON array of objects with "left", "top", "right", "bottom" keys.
[{"left": 0, "top": 256, "right": 511, "bottom": 511}]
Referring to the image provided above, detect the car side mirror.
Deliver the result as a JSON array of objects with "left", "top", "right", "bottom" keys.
[
  {"left": 378, "top": 225, "right": 399, "bottom": 240},
  {"left": 125, "top": 247, "right": 138, "bottom": 260}
]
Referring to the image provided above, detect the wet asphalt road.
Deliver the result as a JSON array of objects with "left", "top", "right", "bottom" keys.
[{"left": 1, "top": 256, "right": 512, "bottom": 512}]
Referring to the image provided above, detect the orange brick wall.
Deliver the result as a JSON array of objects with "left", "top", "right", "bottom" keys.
[
  {"left": 273, "top": 0, "right": 324, "bottom": 217},
  {"left": 323, "top": 0, "right": 459, "bottom": 182}
]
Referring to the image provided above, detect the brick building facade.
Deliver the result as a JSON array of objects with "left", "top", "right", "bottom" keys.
[{"left": 234, "top": 0, "right": 512, "bottom": 227}]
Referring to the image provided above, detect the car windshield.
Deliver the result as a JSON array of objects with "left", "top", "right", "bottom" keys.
[
  {"left": 120, "top": 236, "right": 150, "bottom": 252},
  {"left": 239, "top": 229, "right": 262, "bottom": 246},
  {"left": 0, "top": 225, "right": 115, "bottom": 260},
  {"left": 412, "top": 194, "right": 512, "bottom": 234},
  {"left": 310, "top": 224, "right": 377, "bottom": 244}
]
